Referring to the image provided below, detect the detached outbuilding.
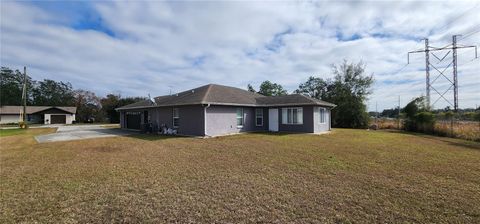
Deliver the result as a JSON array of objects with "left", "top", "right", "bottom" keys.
[
  {"left": 116, "top": 84, "right": 335, "bottom": 137},
  {"left": 0, "top": 106, "right": 76, "bottom": 125}
]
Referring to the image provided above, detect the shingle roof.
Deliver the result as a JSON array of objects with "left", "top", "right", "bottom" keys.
[
  {"left": 117, "top": 84, "right": 335, "bottom": 110},
  {"left": 0, "top": 106, "right": 77, "bottom": 114},
  {"left": 256, "top": 94, "right": 336, "bottom": 107}
]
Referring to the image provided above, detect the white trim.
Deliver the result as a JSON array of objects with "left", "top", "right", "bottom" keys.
[{"left": 255, "top": 108, "right": 263, "bottom": 126}]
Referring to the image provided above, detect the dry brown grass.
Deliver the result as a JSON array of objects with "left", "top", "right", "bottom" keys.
[
  {"left": 372, "top": 119, "right": 480, "bottom": 141},
  {"left": 1, "top": 128, "right": 480, "bottom": 223},
  {"left": 435, "top": 120, "right": 480, "bottom": 141},
  {"left": 374, "top": 118, "right": 402, "bottom": 129}
]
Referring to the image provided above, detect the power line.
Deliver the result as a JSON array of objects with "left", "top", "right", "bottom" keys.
[
  {"left": 407, "top": 35, "right": 477, "bottom": 111},
  {"left": 436, "top": 4, "right": 479, "bottom": 32},
  {"left": 459, "top": 29, "right": 480, "bottom": 41},
  {"left": 391, "top": 63, "right": 409, "bottom": 75}
]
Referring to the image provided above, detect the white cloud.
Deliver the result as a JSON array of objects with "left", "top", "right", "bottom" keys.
[{"left": 1, "top": 1, "right": 479, "bottom": 110}]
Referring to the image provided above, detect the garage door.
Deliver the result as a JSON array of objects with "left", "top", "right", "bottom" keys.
[
  {"left": 126, "top": 112, "right": 141, "bottom": 130},
  {"left": 51, "top": 115, "right": 66, "bottom": 124}
]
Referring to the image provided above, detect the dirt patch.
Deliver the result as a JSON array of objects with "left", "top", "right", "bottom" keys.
[{"left": 90, "top": 146, "right": 124, "bottom": 153}]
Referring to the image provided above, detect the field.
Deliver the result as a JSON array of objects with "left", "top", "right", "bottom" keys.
[
  {"left": 1, "top": 128, "right": 480, "bottom": 223},
  {"left": 373, "top": 118, "right": 480, "bottom": 141}
]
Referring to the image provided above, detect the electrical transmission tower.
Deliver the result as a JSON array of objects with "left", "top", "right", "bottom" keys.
[{"left": 408, "top": 35, "right": 477, "bottom": 111}]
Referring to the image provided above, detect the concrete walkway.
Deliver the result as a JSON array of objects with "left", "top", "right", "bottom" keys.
[{"left": 35, "top": 125, "right": 133, "bottom": 143}]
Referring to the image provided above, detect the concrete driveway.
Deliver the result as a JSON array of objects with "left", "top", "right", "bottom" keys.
[{"left": 35, "top": 125, "right": 134, "bottom": 143}]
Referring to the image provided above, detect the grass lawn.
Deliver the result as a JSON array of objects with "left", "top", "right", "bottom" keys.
[
  {"left": 1, "top": 129, "right": 479, "bottom": 223},
  {"left": 0, "top": 128, "right": 27, "bottom": 137}
]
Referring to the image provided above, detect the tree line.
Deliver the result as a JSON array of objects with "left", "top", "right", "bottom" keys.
[
  {"left": 378, "top": 106, "right": 479, "bottom": 121},
  {"left": 0, "top": 67, "right": 145, "bottom": 123}
]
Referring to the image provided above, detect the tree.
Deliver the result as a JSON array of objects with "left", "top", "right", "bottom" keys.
[
  {"left": 402, "top": 96, "right": 435, "bottom": 132},
  {"left": 247, "top": 84, "right": 256, "bottom": 93},
  {"left": 74, "top": 89, "right": 103, "bottom": 122},
  {"left": 295, "top": 60, "right": 374, "bottom": 128},
  {"left": 32, "top": 79, "right": 75, "bottom": 106},
  {"left": 258, "top": 81, "right": 287, "bottom": 96},
  {"left": 294, "top": 76, "right": 332, "bottom": 99},
  {"left": 380, "top": 107, "right": 400, "bottom": 118},
  {"left": 118, "top": 96, "right": 146, "bottom": 107},
  {"left": 101, "top": 94, "right": 122, "bottom": 123},
  {"left": 0, "top": 67, "right": 34, "bottom": 105}
]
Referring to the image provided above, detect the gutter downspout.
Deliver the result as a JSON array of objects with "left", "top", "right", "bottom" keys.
[{"left": 204, "top": 103, "right": 210, "bottom": 137}]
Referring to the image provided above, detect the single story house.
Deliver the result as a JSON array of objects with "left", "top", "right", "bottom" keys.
[
  {"left": 116, "top": 84, "right": 335, "bottom": 137},
  {"left": 0, "top": 106, "right": 77, "bottom": 124}
]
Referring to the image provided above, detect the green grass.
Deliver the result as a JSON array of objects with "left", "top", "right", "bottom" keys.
[
  {"left": 0, "top": 128, "right": 26, "bottom": 137},
  {"left": 1, "top": 128, "right": 479, "bottom": 223}
]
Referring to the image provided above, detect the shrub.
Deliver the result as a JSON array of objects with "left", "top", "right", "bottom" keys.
[
  {"left": 414, "top": 112, "right": 435, "bottom": 133},
  {"left": 18, "top": 121, "right": 28, "bottom": 129}
]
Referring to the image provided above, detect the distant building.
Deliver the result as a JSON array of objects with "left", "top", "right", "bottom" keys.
[{"left": 0, "top": 106, "right": 76, "bottom": 124}]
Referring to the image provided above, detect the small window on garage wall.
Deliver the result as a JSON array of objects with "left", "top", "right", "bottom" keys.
[
  {"left": 236, "top": 108, "right": 244, "bottom": 127},
  {"left": 173, "top": 108, "right": 179, "bottom": 128},
  {"left": 319, "top": 107, "right": 326, "bottom": 124},
  {"left": 255, "top": 108, "right": 263, "bottom": 126}
]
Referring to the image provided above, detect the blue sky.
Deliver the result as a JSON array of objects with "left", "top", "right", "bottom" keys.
[{"left": 1, "top": 1, "right": 479, "bottom": 110}]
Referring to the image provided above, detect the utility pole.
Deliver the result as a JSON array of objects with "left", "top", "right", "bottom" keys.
[
  {"left": 408, "top": 36, "right": 477, "bottom": 110},
  {"left": 398, "top": 95, "right": 401, "bottom": 129},
  {"left": 21, "top": 66, "right": 27, "bottom": 127}
]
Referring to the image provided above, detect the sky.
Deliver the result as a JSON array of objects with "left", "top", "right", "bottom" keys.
[{"left": 1, "top": 1, "right": 479, "bottom": 111}]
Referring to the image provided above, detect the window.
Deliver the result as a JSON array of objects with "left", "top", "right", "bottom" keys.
[
  {"left": 255, "top": 108, "right": 263, "bottom": 126},
  {"left": 173, "top": 108, "right": 179, "bottom": 127},
  {"left": 282, "top": 107, "right": 303, "bottom": 124},
  {"left": 319, "top": 107, "right": 326, "bottom": 124},
  {"left": 236, "top": 108, "right": 244, "bottom": 127}
]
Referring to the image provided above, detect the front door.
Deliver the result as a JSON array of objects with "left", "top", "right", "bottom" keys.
[{"left": 268, "top": 108, "right": 278, "bottom": 132}]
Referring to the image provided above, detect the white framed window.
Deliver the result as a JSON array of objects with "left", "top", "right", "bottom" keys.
[
  {"left": 173, "top": 108, "right": 179, "bottom": 128},
  {"left": 319, "top": 107, "right": 326, "bottom": 124},
  {"left": 282, "top": 107, "right": 303, "bottom": 125},
  {"left": 255, "top": 108, "right": 263, "bottom": 126},
  {"left": 236, "top": 108, "right": 244, "bottom": 127}
]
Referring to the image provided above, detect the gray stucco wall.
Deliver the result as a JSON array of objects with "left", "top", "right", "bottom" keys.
[
  {"left": 278, "top": 106, "right": 314, "bottom": 133},
  {"left": 313, "top": 106, "right": 331, "bottom": 133},
  {"left": 120, "top": 111, "right": 125, "bottom": 128},
  {"left": 0, "top": 115, "right": 20, "bottom": 124},
  {"left": 175, "top": 105, "right": 205, "bottom": 136},
  {"left": 0, "top": 114, "right": 43, "bottom": 124},
  {"left": 205, "top": 105, "right": 268, "bottom": 136},
  {"left": 123, "top": 105, "right": 205, "bottom": 136},
  {"left": 152, "top": 107, "right": 171, "bottom": 128}
]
